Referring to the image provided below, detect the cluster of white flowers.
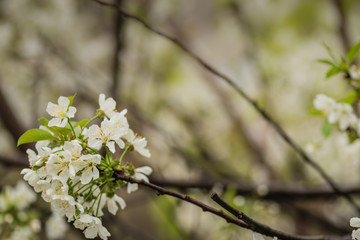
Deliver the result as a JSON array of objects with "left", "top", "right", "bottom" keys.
[
  {"left": 0, "top": 181, "right": 67, "bottom": 240},
  {"left": 314, "top": 94, "right": 359, "bottom": 132},
  {"left": 351, "top": 217, "right": 360, "bottom": 239},
  {"left": 20, "top": 93, "right": 152, "bottom": 240},
  {"left": 0, "top": 181, "right": 39, "bottom": 240}
]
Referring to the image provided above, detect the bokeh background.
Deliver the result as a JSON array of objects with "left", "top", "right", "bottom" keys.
[{"left": 1, "top": 0, "right": 360, "bottom": 239}]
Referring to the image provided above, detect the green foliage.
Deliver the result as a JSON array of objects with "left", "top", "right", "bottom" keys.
[
  {"left": 325, "top": 66, "right": 342, "bottom": 79},
  {"left": 321, "top": 119, "right": 332, "bottom": 137},
  {"left": 347, "top": 41, "right": 360, "bottom": 64},
  {"left": 341, "top": 90, "right": 357, "bottom": 104},
  {"left": 17, "top": 128, "right": 55, "bottom": 146}
]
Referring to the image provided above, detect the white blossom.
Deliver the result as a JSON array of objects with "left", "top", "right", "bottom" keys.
[
  {"left": 46, "top": 213, "right": 68, "bottom": 240},
  {"left": 87, "top": 118, "right": 125, "bottom": 153},
  {"left": 98, "top": 93, "right": 117, "bottom": 118},
  {"left": 124, "top": 129, "right": 151, "bottom": 158},
  {"left": 313, "top": 94, "right": 335, "bottom": 114},
  {"left": 104, "top": 194, "right": 126, "bottom": 215},
  {"left": 71, "top": 154, "right": 101, "bottom": 184},
  {"left": 350, "top": 65, "right": 360, "bottom": 80},
  {"left": 328, "top": 103, "right": 357, "bottom": 130},
  {"left": 63, "top": 140, "right": 82, "bottom": 160},
  {"left": 74, "top": 214, "right": 110, "bottom": 240},
  {"left": 46, "top": 153, "right": 75, "bottom": 184},
  {"left": 46, "top": 96, "right": 76, "bottom": 127},
  {"left": 127, "top": 166, "right": 152, "bottom": 194},
  {"left": 26, "top": 141, "right": 51, "bottom": 167},
  {"left": 51, "top": 195, "right": 83, "bottom": 221}
]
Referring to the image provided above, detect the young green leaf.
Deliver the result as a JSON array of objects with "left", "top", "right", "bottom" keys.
[
  {"left": 322, "top": 42, "right": 338, "bottom": 63},
  {"left": 341, "top": 90, "right": 357, "bottom": 104},
  {"left": 322, "top": 119, "right": 332, "bottom": 137},
  {"left": 17, "top": 129, "right": 55, "bottom": 146},
  {"left": 68, "top": 94, "right": 76, "bottom": 106},
  {"left": 347, "top": 41, "right": 360, "bottom": 64},
  {"left": 38, "top": 117, "right": 49, "bottom": 126},
  {"left": 326, "top": 66, "right": 342, "bottom": 78},
  {"left": 309, "top": 107, "right": 322, "bottom": 116},
  {"left": 317, "top": 59, "right": 335, "bottom": 67}
]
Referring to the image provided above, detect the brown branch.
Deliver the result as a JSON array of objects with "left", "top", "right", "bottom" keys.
[
  {"left": 331, "top": 0, "right": 351, "bottom": 53},
  {"left": 210, "top": 192, "right": 351, "bottom": 240},
  {"left": 150, "top": 177, "right": 360, "bottom": 201},
  {"left": 91, "top": 0, "right": 360, "bottom": 214},
  {"left": 114, "top": 172, "right": 350, "bottom": 240},
  {"left": 0, "top": 154, "right": 27, "bottom": 168},
  {"left": 110, "top": 0, "right": 125, "bottom": 100}
]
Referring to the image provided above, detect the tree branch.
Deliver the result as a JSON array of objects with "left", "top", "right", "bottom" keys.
[
  {"left": 210, "top": 192, "right": 350, "bottom": 240},
  {"left": 331, "top": 0, "right": 351, "bottom": 53},
  {"left": 110, "top": 0, "right": 125, "bottom": 100},
  {"left": 150, "top": 177, "right": 360, "bottom": 200},
  {"left": 91, "top": 0, "right": 360, "bottom": 214},
  {"left": 114, "top": 172, "right": 350, "bottom": 240}
]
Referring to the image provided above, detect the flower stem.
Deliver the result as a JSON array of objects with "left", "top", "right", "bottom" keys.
[{"left": 118, "top": 146, "right": 130, "bottom": 165}]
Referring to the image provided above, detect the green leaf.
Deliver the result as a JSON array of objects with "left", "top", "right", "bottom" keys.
[
  {"left": 347, "top": 41, "right": 360, "bottom": 64},
  {"left": 38, "top": 117, "right": 71, "bottom": 137},
  {"left": 17, "top": 129, "right": 55, "bottom": 146},
  {"left": 317, "top": 59, "right": 335, "bottom": 67},
  {"left": 326, "top": 66, "right": 342, "bottom": 78},
  {"left": 321, "top": 119, "right": 332, "bottom": 137},
  {"left": 322, "top": 42, "right": 337, "bottom": 63},
  {"left": 52, "top": 126, "right": 72, "bottom": 136},
  {"left": 309, "top": 107, "right": 322, "bottom": 116},
  {"left": 38, "top": 117, "right": 49, "bottom": 126},
  {"left": 68, "top": 94, "right": 76, "bottom": 106},
  {"left": 341, "top": 90, "right": 357, "bottom": 104}
]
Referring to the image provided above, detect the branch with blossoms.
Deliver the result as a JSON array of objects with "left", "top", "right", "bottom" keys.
[
  {"left": 19, "top": 94, "right": 152, "bottom": 240},
  {"left": 114, "top": 172, "right": 351, "bottom": 240},
  {"left": 90, "top": 0, "right": 360, "bottom": 214}
]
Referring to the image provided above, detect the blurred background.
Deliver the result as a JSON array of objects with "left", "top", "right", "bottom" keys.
[{"left": 1, "top": 0, "right": 360, "bottom": 239}]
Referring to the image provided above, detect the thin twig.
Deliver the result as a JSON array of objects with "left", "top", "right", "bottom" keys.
[
  {"left": 331, "top": 0, "right": 351, "bottom": 53},
  {"left": 110, "top": 0, "right": 125, "bottom": 100},
  {"left": 150, "top": 178, "right": 360, "bottom": 200},
  {"left": 210, "top": 193, "right": 350, "bottom": 240},
  {"left": 91, "top": 0, "right": 360, "bottom": 213},
  {"left": 114, "top": 172, "right": 350, "bottom": 240}
]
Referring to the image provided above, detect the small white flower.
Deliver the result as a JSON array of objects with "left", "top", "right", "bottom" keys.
[
  {"left": 63, "top": 140, "right": 82, "bottom": 160},
  {"left": 127, "top": 166, "right": 152, "bottom": 194},
  {"left": 26, "top": 141, "right": 51, "bottom": 167},
  {"left": 46, "top": 96, "right": 76, "bottom": 127},
  {"left": 46, "top": 180, "right": 69, "bottom": 201},
  {"left": 4, "top": 181, "right": 36, "bottom": 210},
  {"left": 314, "top": 94, "right": 335, "bottom": 114},
  {"left": 46, "top": 213, "right": 68, "bottom": 240},
  {"left": 99, "top": 93, "right": 117, "bottom": 118},
  {"left": 328, "top": 103, "right": 357, "bottom": 130},
  {"left": 87, "top": 118, "right": 125, "bottom": 153},
  {"left": 46, "top": 153, "right": 75, "bottom": 184},
  {"left": 351, "top": 217, "right": 360, "bottom": 228},
  {"left": 21, "top": 168, "right": 41, "bottom": 188},
  {"left": 74, "top": 214, "right": 111, "bottom": 240},
  {"left": 105, "top": 194, "right": 126, "bottom": 215},
  {"left": 51, "top": 195, "right": 83, "bottom": 221},
  {"left": 110, "top": 110, "right": 129, "bottom": 136},
  {"left": 71, "top": 154, "right": 101, "bottom": 184},
  {"left": 124, "top": 129, "right": 151, "bottom": 158},
  {"left": 353, "top": 229, "right": 360, "bottom": 240},
  {"left": 350, "top": 65, "right": 360, "bottom": 80}
]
